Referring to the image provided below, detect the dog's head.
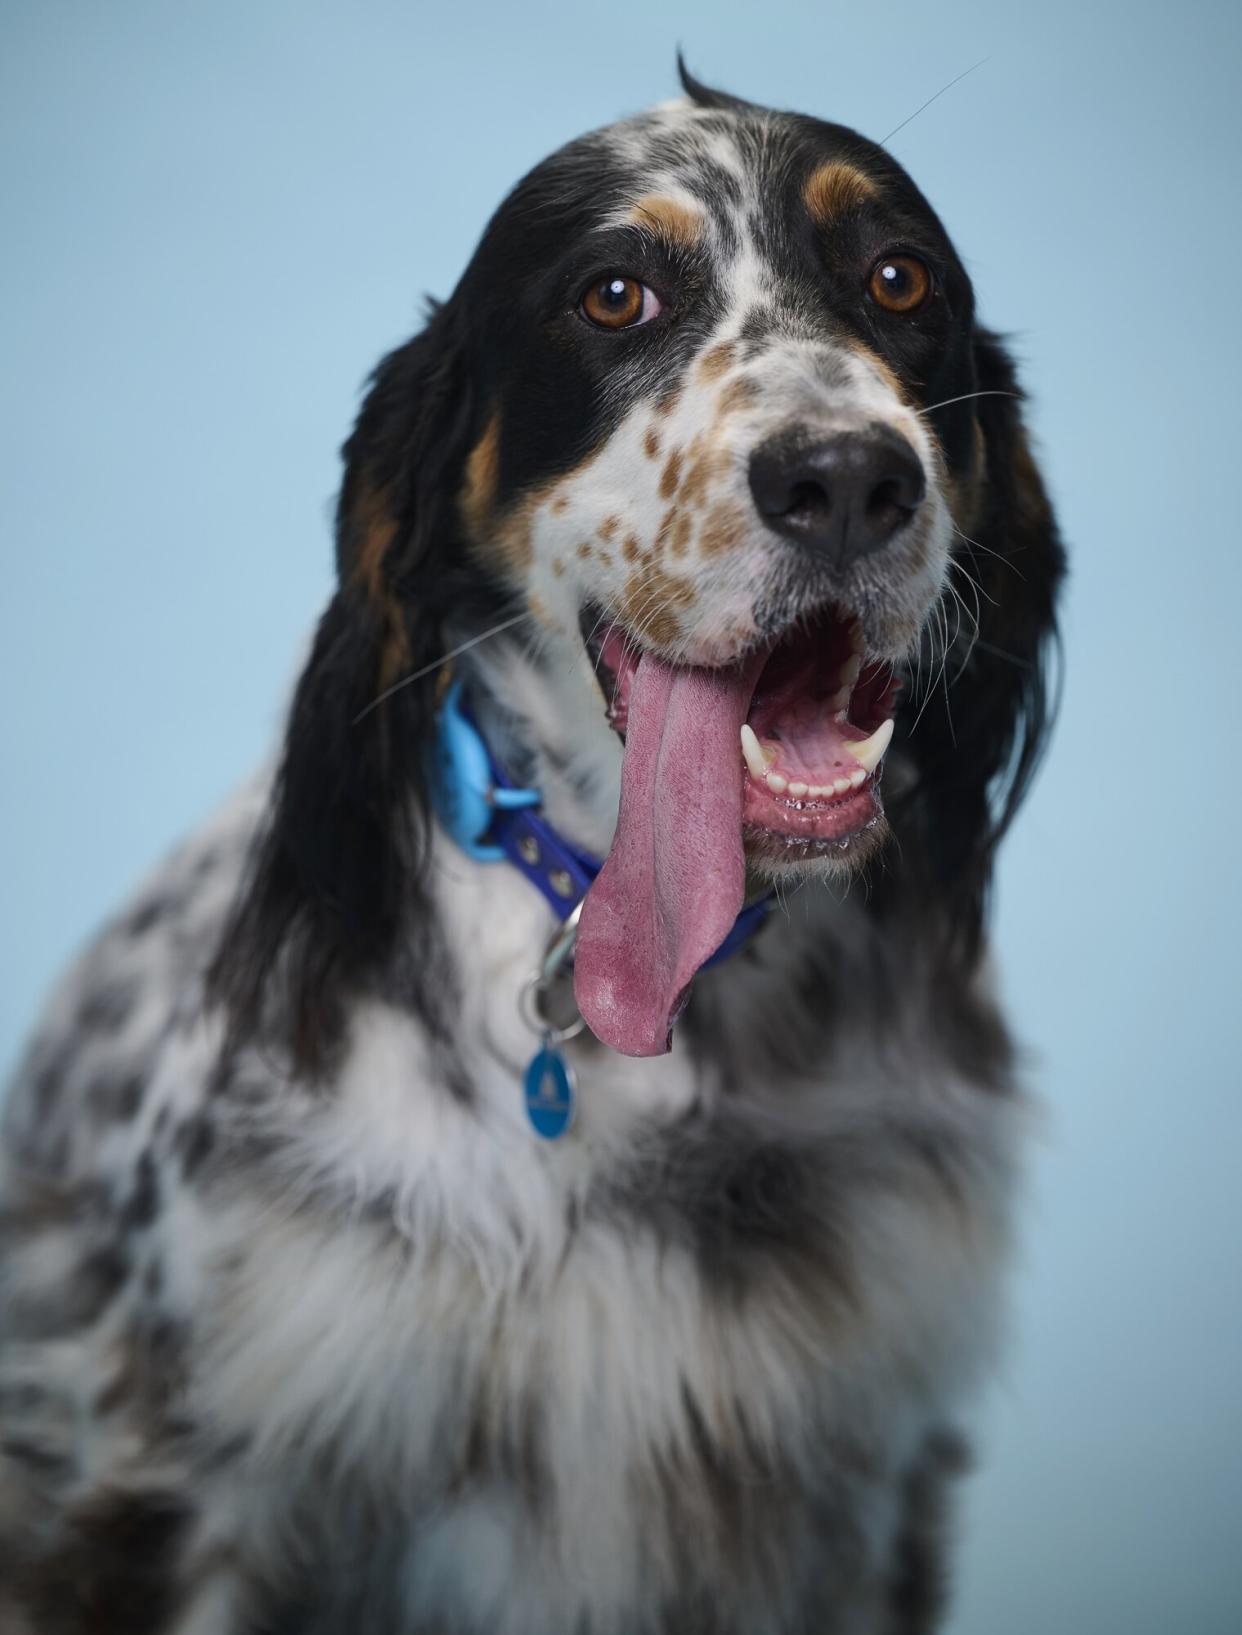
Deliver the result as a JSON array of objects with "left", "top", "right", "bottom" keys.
[{"left": 215, "top": 66, "right": 1064, "bottom": 1069}]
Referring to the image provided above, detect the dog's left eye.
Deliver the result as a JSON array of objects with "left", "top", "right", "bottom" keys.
[
  {"left": 866, "top": 254, "right": 933, "bottom": 315},
  {"left": 579, "top": 275, "right": 662, "bottom": 330}
]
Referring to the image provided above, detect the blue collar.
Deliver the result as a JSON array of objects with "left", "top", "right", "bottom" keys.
[{"left": 430, "top": 677, "right": 772, "bottom": 969}]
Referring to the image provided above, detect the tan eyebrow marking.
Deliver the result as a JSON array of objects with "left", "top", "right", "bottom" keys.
[
  {"left": 804, "top": 162, "right": 878, "bottom": 226},
  {"left": 629, "top": 193, "right": 705, "bottom": 248}
]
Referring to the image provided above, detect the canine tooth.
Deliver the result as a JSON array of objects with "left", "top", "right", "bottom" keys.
[
  {"left": 788, "top": 780, "right": 808, "bottom": 797},
  {"left": 847, "top": 767, "right": 867, "bottom": 788},
  {"left": 740, "top": 723, "right": 768, "bottom": 781},
  {"left": 844, "top": 718, "right": 894, "bottom": 774},
  {"left": 765, "top": 771, "right": 788, "bottom": 794},
  {"left": 826, "top": 687, "right": 850, "bottom": 713},
  {"left": 840, "top": 654, "right": 862, "bottom": 687}
]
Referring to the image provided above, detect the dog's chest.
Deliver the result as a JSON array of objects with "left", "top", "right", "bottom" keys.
[{"left": 187, "top": 1006, "right": 1009, "bottom": 1631}]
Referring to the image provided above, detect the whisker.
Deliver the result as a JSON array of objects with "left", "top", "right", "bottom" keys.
[
  {"left": 880, "top": 57, "right": 990, "bottom": 146},
  {"left": 970, "top": 638, "right": 1036, "bottom": 670},
  {"left": 351, "top": 610, "right": 531, "bottom": 724},
  {"left": 917, "top": 389, "right": 1020, "bottom": 417},
  {"left": 952, "top": 522, "right": 1025, "bottom": 581}
]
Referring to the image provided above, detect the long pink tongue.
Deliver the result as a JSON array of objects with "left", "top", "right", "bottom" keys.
[{"left": 574, "top": 654, "right": 757, "bottom": 1056}]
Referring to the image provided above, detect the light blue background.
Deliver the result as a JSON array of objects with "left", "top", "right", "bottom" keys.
[{"left": 2, "top": 2, "right": 1239, "bottom": 1629}]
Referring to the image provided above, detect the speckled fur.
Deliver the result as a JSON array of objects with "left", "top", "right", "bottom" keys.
[{"left": 0, "top": 72, "right": 1062, "bottom": 1635}]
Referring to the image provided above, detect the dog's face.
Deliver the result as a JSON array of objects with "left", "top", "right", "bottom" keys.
[
  {"left": 219, "top": 74, "right": 1062, "bottom": 1071},
  {"left": 452, "top": 90, "right": 982, "bottom": 884}
]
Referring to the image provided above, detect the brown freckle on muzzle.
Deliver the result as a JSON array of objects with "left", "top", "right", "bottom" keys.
[
  {"left": 644, "top": 427, "right": 661, "bottom": 460},
  {"left": 698, "top": 341, "right": 737, "bottom": 381},
  {"left": 599, "top": 515, "right": 621, "bottom": 543},
  {"left": 623, "top": 532, "right": 642, "bottom": 562},
  {"left": 698, "top": 501, "right": 748, "bottom": 558},
  {"left": 622, "top": 564, "right": 695, "bottom": 647},
  {"left": 679, "top": 441, "right": 731, "bottom": 511},
  {"left": 718, "top": 377, "right": 760, "bottom": 416},
  {"left": 660, "top": 450, "right": 683, "bottom": 500},
  {"left": 804, "top": 161, "right": 878, "bottom": 226}
]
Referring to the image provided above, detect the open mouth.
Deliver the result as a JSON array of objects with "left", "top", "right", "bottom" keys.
[
  {"left": 583, "top": 605, "right": 900, "bottom": 858},
  {"left": 573, "top": 602, "right": 901, "bottom": 1058}
]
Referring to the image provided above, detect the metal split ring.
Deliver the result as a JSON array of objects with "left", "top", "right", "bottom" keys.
[
  {"left": 518, "top": 898, "right": 587, "bottom": 1044},
  {"left": 518, "top": 976, "right": 587, "bottom": 1045}
]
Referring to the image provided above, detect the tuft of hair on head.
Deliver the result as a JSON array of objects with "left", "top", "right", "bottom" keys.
[{"left": 675, "top": 51, "right": 752, "bottom": 112}]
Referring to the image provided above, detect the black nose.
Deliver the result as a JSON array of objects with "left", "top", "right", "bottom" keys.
[{"left": 748, "top": 426, "right": 926, "bottom": 566}]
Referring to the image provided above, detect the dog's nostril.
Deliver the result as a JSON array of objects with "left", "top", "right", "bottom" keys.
[
  {"left": 866, "top": 476, "right": 916, "bottom": 528},
  {"left": 786, "top": 478, "right": 832, "bottom": 519}
]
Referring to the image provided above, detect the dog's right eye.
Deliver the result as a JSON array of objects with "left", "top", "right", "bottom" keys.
[{"left": 579, "top": 275, "right": 662, "bottom": 330}]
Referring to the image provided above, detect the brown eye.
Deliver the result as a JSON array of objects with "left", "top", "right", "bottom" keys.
[
  {"left": 580, "top": 275, "right": 661, "bottom": 330},
  {"left": 867, "top": 254, "right": 933, "bottom": 314}
]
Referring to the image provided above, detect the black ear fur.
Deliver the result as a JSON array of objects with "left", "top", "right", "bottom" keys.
[
  {"left": 209, "top": 300, "right": 484, "bottom": 1075},
  {"left": 676, "top": 52, "right": 753, "bottom": 113},
  {"left": 885, "top": 328, "right": 1066, "bottom": 958}
]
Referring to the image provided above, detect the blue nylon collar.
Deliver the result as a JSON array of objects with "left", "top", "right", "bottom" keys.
[{"left": 430, "top": 677, "right": 772, "bottom": 968}]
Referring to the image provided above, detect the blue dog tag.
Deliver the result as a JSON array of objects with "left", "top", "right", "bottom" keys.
[{"left": 524, "top": 1041, "right": 576, "bottom": 1140}]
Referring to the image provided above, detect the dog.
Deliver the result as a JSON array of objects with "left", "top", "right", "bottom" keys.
[{"left": 0, "top": 62, "right": 1063, "bottom": 1635}]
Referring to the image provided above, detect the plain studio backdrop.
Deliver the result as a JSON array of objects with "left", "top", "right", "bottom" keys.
[{"left": 2, "top": 1, "right": 1239, "bottom": 1629}]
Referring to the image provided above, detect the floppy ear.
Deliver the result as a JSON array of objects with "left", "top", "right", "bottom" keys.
[
  {"left": 209, "top": 299, "right": 486, "bottom": 1075},
  {"left": 887, "top": 327, "right": 1066, "bottom": 956}
]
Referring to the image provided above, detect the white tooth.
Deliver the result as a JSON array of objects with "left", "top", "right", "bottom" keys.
[
  {"left": 788, "top": 780, "right": 808, "bottom": 797},
  {"left": 765, "top": 771, "right": 788, "bottom": 794},
  {"left": 840, "top": 654, "right": 862, "bottom": 686},
  {"left": 833, "top": 775, "right": 853, "bottom": 795},
  {"left": 740, "top": 723, "right": 768, "bottom": 781},
  {"left": 826, "top": 687, "right": 850, "bottom": 713},
  {"left": 848, "top": 767, "right": 868, "bottom": 788},
  {"left": 808, "top": 784, "right": 828, "bottom": 797},
  {"left": 844, "top": 717, "right": 894, "bottom": 774}
]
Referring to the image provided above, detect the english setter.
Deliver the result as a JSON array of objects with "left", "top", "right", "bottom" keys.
[{"left": 0, "top": 63, "right": 1064, "bottom": 1635}]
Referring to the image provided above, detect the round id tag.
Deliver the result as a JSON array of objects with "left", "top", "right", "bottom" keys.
[{"left": 523, "top": 1036, "right": 576, "bottom": 1140}]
